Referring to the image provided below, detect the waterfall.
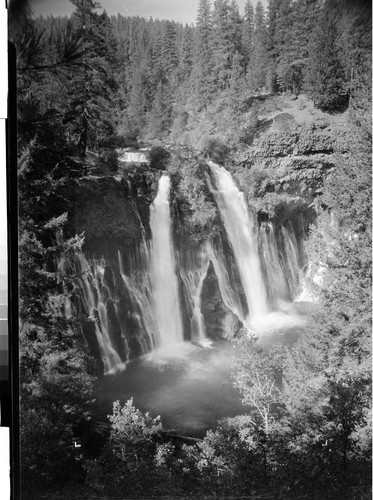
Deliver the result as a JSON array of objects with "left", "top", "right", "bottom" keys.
[
  {"left": 260, "top": 223, "right": 288, "bottom": 302},
  {"left": 179, "top": 248, "right": 210, "bottom": 341},
  {"left": 206, "top": 239, "right": 248, "bottom": 328},
  {"left": 208, "top": 162, "right": 268, "bottom": 319},
  {"left": 76, "top": 255, "right": 124, "bottom": 374},
  {"left": 122, "top": 151, "right": 149, "bottom": 163},
  {"left": 118, "top": 249, "right": 158, "bottom": 353},
  {"left": 148, "top": 175, "right": 184, "bottom": 346},
  {"left": 260, "top": 222, "right": 303, "bottom": 303}
]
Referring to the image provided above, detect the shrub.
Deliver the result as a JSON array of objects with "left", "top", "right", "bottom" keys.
[
  {"left": 201, "top": 137, "right": 230, "bottom": 164},
  {"left": 148, "top": 146, "right": 171, "bottom": 170}
]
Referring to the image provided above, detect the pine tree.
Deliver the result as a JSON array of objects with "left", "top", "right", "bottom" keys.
[
  {"left": 247, "top": 1, "right": 270, "bottom": 91},
  {"left": 146, "top": 82, "right": 171, "bottom": 139},
  {"left": 242, "top": 0, "right": 254, "bottom": 74},
  {"left": 15, "top": 29, "right": 96, "bottom": 493},
  {"left": 196, "top": 0, "right": 213, "bottom": 59},
  {"left": 306, "top": 8, "right": 347, "bottom": 110},
  {"left": 228, "top": 0, "right": 243, "bottom": 55},
  {"left": 178, "top": 24, "right": 194, "bottom": 79},
  {"left": 193, "top": 0, "right": 215, "bottom": 107},
  {"left": 162, "top": 21, "right": 178, "bottom": 78},
  {"left": 271, "top": 0, "right": 319, "bottom": 94}
]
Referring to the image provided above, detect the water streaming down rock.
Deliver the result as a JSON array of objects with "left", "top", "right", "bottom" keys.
[
  {"left": 260, "top": 222, "right": 304, "bottom": 303},
  {"left": 179, "top": 247, "right": 210, "bottom": 342},
  {"left": 208, "top": 162, "right": 268, "bottom": 319},
  {"left": 75, "top": 255, "right": 124, "bottom": 374},
  {"left": 148, "top": 175, "right": 184, "bottom": 346},
  {"left": 206, "top": 238, "right": 248, "bottom": 328},
  {"left": 260, "top": 223, "right": 288, "bottom": 302},
  {"left": 118, "top": 249, "right": 158, "bottom": 353}
]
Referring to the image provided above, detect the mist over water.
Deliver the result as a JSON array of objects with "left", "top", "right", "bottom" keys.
[{"left": 98, "top": 341, "right": 246, "bottom": 436}]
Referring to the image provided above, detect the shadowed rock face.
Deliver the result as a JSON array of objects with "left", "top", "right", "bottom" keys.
[
  {"left": 200, "top": 261, "right": 230, "bottom": 340},
  {"left": 64, "top": 171, "right": 160, "bottom": 260}
]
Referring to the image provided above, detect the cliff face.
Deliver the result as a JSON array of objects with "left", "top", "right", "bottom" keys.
[
  {"left": 232, "top": 96, "right": 348, "bottom": 223},
  {"left": 65, "top": 169, "right": 160, "bottom": 263}
]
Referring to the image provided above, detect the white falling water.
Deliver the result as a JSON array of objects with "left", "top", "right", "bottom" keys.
[
  {"left": 149, "top": 175, "right": 184, "bottom": 346},
  {"left": 77, "top": 255, "right": 124, "bottom": 374},
  {"left": 260, "top": 222, "right": 302, "bottom": 303},
  {"left": 206, "top": 239, "right": 249, "bottom": 329},
  {"left": 122, "top": 151, "right": 149, "bottom": 163},
  {"left": 118, "top": 250, "right": 158, "bottom": 353},
  {"left": 260, "top": 223, "right": 288, "bottom": 302},
  {"left": 208, "top": 162, "right": 268, "bottom": 319},
  {"left": 282, "top": 224, "right": 300, "bottom": 295},
  {"left": 179, "top": 248, "right": 210, "bottom": 341}
]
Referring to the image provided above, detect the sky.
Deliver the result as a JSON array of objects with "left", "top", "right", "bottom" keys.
[{"left": 30, "top": 0, "right": 267, "bottom": 25}]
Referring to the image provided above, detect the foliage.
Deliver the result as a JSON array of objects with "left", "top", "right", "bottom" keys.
[
  {"left": 148, "top": 145, "right": 171, "bottom": 170},
  {"left": 84, "top": 399, "right": 182, "bottom": 497},
  {"left": 233, "top": 335, "right": 287, "bottom": 432},
  {"left": 168, "top": 152, "right": 220, "bottom": 245},
  {"left": 305, "top": 8, "right": 347, "bottom": 111},
  {"left": 13, "top": 0, "right": 372, "bottom": 497},
  {"left": 201, "top": 136, "right": 230, "bottom": 164},
  {"left": 13, "top": 6, "right": 100, "bottom": 495},
  {"left": 282, "top": 59, "right": 372, "bottom": 494}
]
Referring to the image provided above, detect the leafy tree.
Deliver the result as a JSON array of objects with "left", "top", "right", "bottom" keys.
[
  {"left": 202, "top": 136, "right": 230, "bottom": 163},
  {"left": 233, "top": 335, "right": 286, "bottom": 433},
  {"left": 85, "top": 399, "right": 165, "bottom": 496},
  {"left": 148, "top": 145, "right": 171, "bottom": 170}
]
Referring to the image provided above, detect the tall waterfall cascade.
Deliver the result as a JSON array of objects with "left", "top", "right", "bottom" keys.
[
  {"left": 66, "top": 160, "right": 311, "bottom": 372},
  {"left": 148, "top": 175, "right": 184, "bottom": 346},
  {"left": 208, "top": 162, "right": 269, "bottom": 319}
]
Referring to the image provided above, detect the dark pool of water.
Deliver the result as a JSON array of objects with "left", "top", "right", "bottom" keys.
[
  {"left": 97, "top": 340, "right": 246, "bottom": 437},
  {"left": 96, "top": 303, "right": 310, "bottom": 437}
]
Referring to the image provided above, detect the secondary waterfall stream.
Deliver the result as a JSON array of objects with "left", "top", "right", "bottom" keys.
[
  {"left": 208, "top": 162, "right": 268, "bottom": 320},
  {"left": 148, "top": 175, "right": 184, "bottom": 346}
]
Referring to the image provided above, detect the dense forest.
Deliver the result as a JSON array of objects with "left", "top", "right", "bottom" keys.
[{"left": 10, "top": 0, "right": 371, "bottom": 498}]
